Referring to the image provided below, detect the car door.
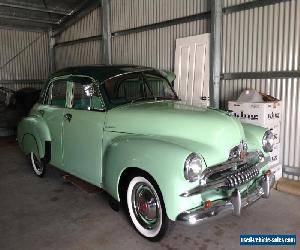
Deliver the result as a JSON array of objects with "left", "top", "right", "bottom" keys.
[
  {"left": 38, "top": 78, "right": 68, "bottom": 167},
  {"left": 62, "top": 76, "right": 106, "bottom": 186}
]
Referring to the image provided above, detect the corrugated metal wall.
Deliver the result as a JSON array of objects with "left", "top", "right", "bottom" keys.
[
  {"left": 221, "top": 0, "right": 300, "bottom": 180},
  {"left": 221, "top": 78, "right": 300, "bottom": 180},
  {"left": 0, "top": 27, "right": 48, "bottom": 91},
  {"left": 222, "top": 0, "right": 299, "bottom": 74},
  {"left": 111, "top": 0, "right": 209, "bottom": 31},
  {"left": 55, "top": 41, "right": 102, "bottom": 69},
  {"left": 57, "top": 7, "right": 102, "bottom": 43},
  {"left": 223, "top": 0, "right": 254, "bottom": 7},
  {"left": 54, "top": 7, "right": 103, "bottom": 69},
  {"left": 112, "top": 20, "right": 209, "bottom": 71},
  {"left": 111, "top": 0, "right": 210, "bottom": 71}
]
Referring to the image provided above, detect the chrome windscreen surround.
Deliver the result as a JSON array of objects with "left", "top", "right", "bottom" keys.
[{"left": 180, "top": 151, "right": 269, "bottom": 197}]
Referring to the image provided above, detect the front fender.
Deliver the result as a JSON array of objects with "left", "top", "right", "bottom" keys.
[
  {"left": 17, "top": 115, "right": 51, "bottom": 159},
  {"left": 102, "top": 134, "right": 206, "bottom": 220},
  {"left": 242, "top": 123, "right": 267, "bottom": 154}
]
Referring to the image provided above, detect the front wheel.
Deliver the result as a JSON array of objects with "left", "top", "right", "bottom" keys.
[
  {"left": 126, "top": 175, "right": 169, "bottom": 241},
  {"left": 29, "top": 152, "right": 45, "bottom": 177}
]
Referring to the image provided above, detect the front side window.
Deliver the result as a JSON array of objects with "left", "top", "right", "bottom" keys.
[
  {"left": 72, "top": 82, "right": 93, "bottom": 110},
  {"left": 70, "top": 77, "right": 105, "bottom": 111},
  {"left": 103, "top": 71, "right": 178, "bottom": 107},
  {"left": 45, "top": 80, "right": 67, "bottom": 108}
]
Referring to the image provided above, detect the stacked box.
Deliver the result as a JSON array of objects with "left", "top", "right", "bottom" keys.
[{"left": 228, "top": 99, "right": 282, "bottom": 180}]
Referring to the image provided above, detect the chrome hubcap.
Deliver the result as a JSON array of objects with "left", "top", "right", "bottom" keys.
[{"left": 132, "top": 183, "right": 160, "bottom": 230}]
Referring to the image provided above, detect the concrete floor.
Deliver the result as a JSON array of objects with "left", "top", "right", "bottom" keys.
[{"left": 0, "top": 137, "right": 299, "bottom": 250}]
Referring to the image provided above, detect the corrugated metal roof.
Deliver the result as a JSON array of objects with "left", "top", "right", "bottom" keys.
[{"left": 0, "top": 0, "right": 94, "bottom": 31}]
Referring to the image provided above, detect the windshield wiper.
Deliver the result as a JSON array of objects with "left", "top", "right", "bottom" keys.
[{"left": 154, "top": 96, "right": 178, "bottom": 101}]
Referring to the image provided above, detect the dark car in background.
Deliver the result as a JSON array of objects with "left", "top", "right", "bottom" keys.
[{"left": 0, "top": 87, "right": 40, "bottom": 134}]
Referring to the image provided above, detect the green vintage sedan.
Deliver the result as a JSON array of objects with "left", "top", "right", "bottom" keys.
[{"left": 17, "top": 65, "right": 275, "bottom": 241}]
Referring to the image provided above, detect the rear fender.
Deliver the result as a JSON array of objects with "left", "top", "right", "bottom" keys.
[{"left": 17, "top": 116, "right": 51, "bottom": 160}]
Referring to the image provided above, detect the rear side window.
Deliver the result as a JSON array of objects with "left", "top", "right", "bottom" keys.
[{"left": 45, "top": 80, "right": 67, "bottom": 108}]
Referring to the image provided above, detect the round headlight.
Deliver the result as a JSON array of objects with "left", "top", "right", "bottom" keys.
[
  {"left": 262, "top": 130, "right": 274, "bottom": 152},
  {"left": 184, "top": 153, "right": 202, "bottom": 182}
]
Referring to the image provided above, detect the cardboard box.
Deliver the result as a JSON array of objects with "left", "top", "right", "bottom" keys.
[
  {"left": 228, "top": 101, "right": 282, "bottom": 129},
  {"left": 228, "top": 90, "right": 282, "bottom": 181},
  {"left": 270, "top": 163, "right": 283, "bottom": 181},
  {"left": 269, "top": 143, "right": 282, "bottom": 180},
  {"left": 271, "top": 124, "right": 281, "bottom": 144},
  {"left": 269, "top": 142, "right": 280, "bottom": 167}
]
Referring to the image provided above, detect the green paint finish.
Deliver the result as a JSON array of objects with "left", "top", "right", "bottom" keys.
[
  {"left": 17, "top": 66, "right": 269, "bottom": 221},
  {"left": 62, "top": 109, "right": 106, "bottom": 186},
  {"left": 105, "top": 101, "right": 245, "bottom": 167},
  {"left": 102, "top": 133, "right": 202, "bottom": 220},
  {"left": 242, "top": 123, "right": 267, "bottom": 155}
]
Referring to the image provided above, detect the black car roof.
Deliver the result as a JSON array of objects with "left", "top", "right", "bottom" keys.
[{"left": 50, "top": 64, "right": 156, "bottom": 83}]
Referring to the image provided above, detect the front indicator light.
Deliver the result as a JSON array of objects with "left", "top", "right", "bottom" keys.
[
  {"left": 204, "top": 200, "right": 212, "bottom": 209},
  {"left": 265, "top": 170, "right": 272, "bottom": 176}
]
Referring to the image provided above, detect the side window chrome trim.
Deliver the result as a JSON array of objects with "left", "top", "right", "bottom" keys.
[
  {"left": 42, "top": 74, "right": 73, "bottom": 105},
  {"left": 43, "top": 75, "right": 72, "bottom": 107}
]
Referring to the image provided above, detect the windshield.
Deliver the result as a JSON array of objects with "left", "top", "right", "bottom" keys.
[{"left": 103, "top": 71, "right": 178, "bottom": 108}]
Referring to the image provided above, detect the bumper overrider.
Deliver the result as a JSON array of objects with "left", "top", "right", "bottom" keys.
[{"left": 176, "top": 151, "right": 275, "bottom": 225}]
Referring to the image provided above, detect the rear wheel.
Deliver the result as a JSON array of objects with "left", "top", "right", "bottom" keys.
[
  {"left": 126, "top": 175, "right": 169, "bottom": 241},
  {"left": 30, "top": 152, "right": 45, "bottom": 177}
]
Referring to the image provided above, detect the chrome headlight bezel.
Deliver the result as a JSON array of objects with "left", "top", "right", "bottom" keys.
[
  {"left": 184, "top": 153, "right": 203, "bottom": 182},
  {"left": 262, "top": 130, "right": 274, "bottom": 152}
]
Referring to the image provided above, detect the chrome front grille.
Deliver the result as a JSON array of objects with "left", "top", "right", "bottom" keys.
[
  {"left": 224, "top": 165, "right": 259, "bottom": 188},
  {"left": 180, "top": 151, "right": 269, "bottom": 197}
]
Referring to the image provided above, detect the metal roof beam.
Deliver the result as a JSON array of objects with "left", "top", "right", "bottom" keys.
[
  {"left": 0, "top": 14, "right": 56, "bottom": 24},
  {"left": 222, "top": 71, "right": 300, "bottom": 80},
  {"left": 111, "top": 11, "right": 210, "bottom": 37},
  {"left": 0, "top": 23, "right": 48, "bottom": 32},
  {"left": 55, "top": 35, "right": 103, "bottom": 48},
  {"left": 0, "top": 2, "right": 69, "bottom": 16},
  {"left": 53, "top": 0, "right": 100, "bottom": 37}
]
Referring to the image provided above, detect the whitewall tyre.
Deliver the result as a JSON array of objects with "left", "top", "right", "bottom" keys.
[
  {"left": 30, "top": 152, "right": 45, "bottom": 177},
  {"left": 126, "top": 175, "right": 169, "bottom": 241}
]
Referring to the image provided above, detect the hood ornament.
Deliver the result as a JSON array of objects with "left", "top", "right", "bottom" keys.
[{"left": 229, "top": 140, "right": 248, "bottom": 160}]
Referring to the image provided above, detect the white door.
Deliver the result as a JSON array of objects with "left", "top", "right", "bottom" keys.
[{"left": 174, "top": 33, "right": 210, "bottom": 106}]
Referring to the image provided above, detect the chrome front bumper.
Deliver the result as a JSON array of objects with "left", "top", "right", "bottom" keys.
[{"left": 176, "top": 172, "right": 275, "bottom": 225}]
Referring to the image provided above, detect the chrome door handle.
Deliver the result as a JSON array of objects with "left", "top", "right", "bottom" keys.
[{"left": 64, "top": 113, "right": 72, "bottom": 122}]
